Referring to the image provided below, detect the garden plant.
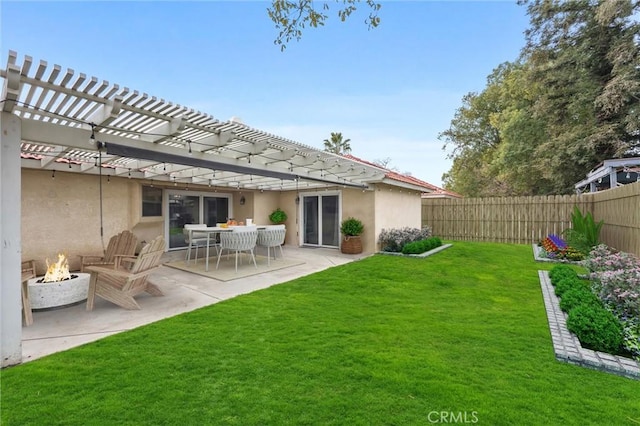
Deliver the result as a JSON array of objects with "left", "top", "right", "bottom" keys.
[
  {"left": 539, "top": 234, "right": 584, "bottom": 261},
  {"left": 377, "top": 226, "right": 432, "bottom": 253},
  {"left": 562, "top": 205, "right": 604, "bottom": 256},
  {"left": 583, "top": 245, "right": 640, "bottom": 359}
]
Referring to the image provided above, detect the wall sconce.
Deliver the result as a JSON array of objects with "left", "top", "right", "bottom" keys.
[{"left": 239, "top": 195, "right": 246, "bottom": 205}]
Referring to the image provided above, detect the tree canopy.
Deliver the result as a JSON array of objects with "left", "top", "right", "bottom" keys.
[
  {"left": 268, "top": 0, "right": 381, "bottom": 50},
  {"left": 441, "top": 0, "right": 640, "bottom": 196}
]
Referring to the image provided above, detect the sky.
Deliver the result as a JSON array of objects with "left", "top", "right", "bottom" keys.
[{"left": 0, "top": 1, "right": 531, "bottom": 187}]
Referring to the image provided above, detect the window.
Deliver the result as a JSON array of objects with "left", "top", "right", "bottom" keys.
[{"left": 142, "top": 186, "right": 163, "bottom": 217}]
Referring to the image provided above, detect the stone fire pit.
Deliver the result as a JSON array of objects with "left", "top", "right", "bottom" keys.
[
  {"left": 28, "top": 273, "right": 90, "bottom": 310},
  {"left": 27, "top": 252, "right": 91, "bottom": 310}
]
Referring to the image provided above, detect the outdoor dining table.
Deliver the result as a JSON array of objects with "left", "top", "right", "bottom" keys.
[{"left": 203, "top": 226, "right": 266, "bottom": 271}]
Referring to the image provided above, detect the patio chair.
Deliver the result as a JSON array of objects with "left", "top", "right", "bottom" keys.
[
  {"left": 80, "top": 230, "right": 137, "bottom": 272},
  {"left": 21, "top": 260, "right": 37, "bottom": 326},
  {"left": 257, "top": 225, "right": 286, "bottom": 266},
  {"left": 85, "top": 236, "right": 166, "bottom": 311},
  {"left": 216, "top": 227, "right": 258, "bottom": 272},
  {"left": 183, "top": 224, "right": 213, "bottom": 264}
]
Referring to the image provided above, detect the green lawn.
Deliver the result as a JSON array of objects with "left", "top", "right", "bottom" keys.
[{"left": 2, "top": 242, "right": 639, "bottom": 425}]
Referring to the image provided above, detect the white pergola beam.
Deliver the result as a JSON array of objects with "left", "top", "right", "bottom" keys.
[
  {"left": 85, "top": 96, "right": 123, "bottom": 129},
  {"left": 1, "top": 63, "right": 21, "bottom": 113},
  {"left": 144, "top": 116, "right": 186, "bottom": 144}
]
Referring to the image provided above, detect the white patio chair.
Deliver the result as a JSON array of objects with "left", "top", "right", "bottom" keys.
[
  {"left": 216, "top": 227, "right": 258, "bottom": 272},
  {"left": 184, "top": 224, "right": 212, "bottom": 264},
  {"left": 257, "top": 225, "right": 286, "bottom": 266}
]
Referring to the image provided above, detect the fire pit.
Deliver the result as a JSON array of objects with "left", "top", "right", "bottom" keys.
[{"left": 28, "top": 253, "right": 90, "bottom": 310}]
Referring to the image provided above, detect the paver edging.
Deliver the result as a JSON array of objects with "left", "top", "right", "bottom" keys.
[
  {"left": 538, "top": 270, "right": 639, "bottom": 380},
  {"left": 377, "top": 243, "right": 452, "bottom": 258}
]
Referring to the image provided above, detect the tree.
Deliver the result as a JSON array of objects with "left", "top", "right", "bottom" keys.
[
  {"left": 268, "top": 0, "right": 381, "bottom": 50},
  {"left": 372, "top": 157, "right": 399, "bottom": 171},
  {"left": 323, "top": 132, "right": 352, "bottom": 154},
  {"left": 443, "top": 1, "right": 639, "bottom": 196},
  {"left": 521, "top": 0, "right": 640, "bottom": 191}
]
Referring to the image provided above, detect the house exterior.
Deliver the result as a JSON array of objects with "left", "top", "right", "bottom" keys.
[
  {"left": 574, "top": 157, "right": 640, "bottom": 193},
  {"left": 1, "top": 51, "right": 437, "bottom": 366}
]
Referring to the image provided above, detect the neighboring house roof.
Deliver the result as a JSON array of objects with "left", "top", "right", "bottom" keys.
[
  {"left": 342, "top": 154, "right": 460, "bottom": 196},
  {"left": 421, "top": 187, "right": 462, "bottom": 199},
  {"left": 574, "top": 157, "right": 640, "bottom": 193},
  {"left": 3, "top": 51, "right": 392, "bottom": 192}
]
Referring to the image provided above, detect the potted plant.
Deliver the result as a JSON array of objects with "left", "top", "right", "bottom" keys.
[
  {"left": 340, "top": 217, "right": 364, "bottom": 254},
  {"left": 269, "top": 208, "right": 288, "bottom": 225}
]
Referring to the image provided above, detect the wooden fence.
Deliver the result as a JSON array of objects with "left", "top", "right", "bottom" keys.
[{"left": 422, "top": 181, "right": 640, "bottom": 257}]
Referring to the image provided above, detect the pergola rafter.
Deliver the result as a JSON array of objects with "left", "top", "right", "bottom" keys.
[{"left": 2, "top": 51, "right": 392, "bottom": 191}]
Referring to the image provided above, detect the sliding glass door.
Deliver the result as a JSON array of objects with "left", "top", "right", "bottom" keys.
[
  {"left": 167, "top": 191, "right": 230, "bottom": 249},
  {"left": 302, "top": 192, "right": 340, "bottom": 248}
]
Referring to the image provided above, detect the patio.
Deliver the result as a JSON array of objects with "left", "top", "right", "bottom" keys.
[
  {"left": 2, "top": 50, "right": 434, "bottom": 367},
  {"left": 21, "top": 246, "right": 367, "bottom": 363}
]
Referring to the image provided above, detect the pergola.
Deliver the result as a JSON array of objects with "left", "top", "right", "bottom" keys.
[
  {"left": 1, "top": 50, "right": 395, "bottom": 367},
  {"left": 2, "top": 50, "right": 386, "bottom": 192}
]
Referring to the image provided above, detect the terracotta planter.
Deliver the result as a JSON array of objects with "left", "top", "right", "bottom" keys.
[{"left": 341, "top": 235, "right": 363, "bottom": 254}]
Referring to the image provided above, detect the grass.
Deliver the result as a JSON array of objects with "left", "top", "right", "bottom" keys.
[{"left": 2, "top": 242, "right": 639, "bottom": 425}]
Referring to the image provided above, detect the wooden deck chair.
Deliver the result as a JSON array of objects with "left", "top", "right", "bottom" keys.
[
  {"left": 80, "top": 230, "right": 137, "bottom": 272},
  {"left": 85, "top": 236, "right": 166, "bottom": 311},
  {"left": 21, "top": 260, "right": 37, "bottom": 326}
]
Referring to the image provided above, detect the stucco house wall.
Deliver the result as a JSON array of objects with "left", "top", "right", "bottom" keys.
[
  {"left": 374, "top": 183, "right": 423, "bottom": 250},
  {"left": 21, "top": 171, "right": 427, "bottom": 274},
  {"left": 22, "top": 169, "right": 135, "bottom": 274},
  {"left": 341, "top": 188, "right": 376, "bottom": 253}
]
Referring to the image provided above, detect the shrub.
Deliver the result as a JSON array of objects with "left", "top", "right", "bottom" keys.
[
  {"left": 269, "top": 208, "right": 287, "bottom": 224},
  {"left": 622, "top": 319, "right": 640, "bottom": 359},
  {"left": 378, "top": 227, "right": 432, "bottom": 253},
  {"left": 549, "top": 265, "right": 577, "bottom": 283},
  {"left": 340, "top": 217, "right": 364, "bottom": 236},
  {"left": 593, "top": 268, "right": 640, "bottom": 319},
  {"left": 584, "top": 245, "right": 640, "bottom": 319},
  {"left": 401, "top": 237, "right": 443, "bottom": 255},
  {"left": 584, "top": 244, "right": 638, "bottom": 274},
  {"left": 553, "top": 276, "right": 582, "bottom": 298},
  {"left": 559, "top": 286, "right": 601, "bottom": 312},
  {"left": 566, "top": 305, "right": 624, "bottom": 354}
]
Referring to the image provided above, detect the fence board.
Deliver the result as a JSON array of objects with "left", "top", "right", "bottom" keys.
[{"left": 422, "top": 181, "right": 640, "bottom": 256}]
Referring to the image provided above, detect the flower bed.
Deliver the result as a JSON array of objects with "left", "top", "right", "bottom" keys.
[
  {"left": 547, "top": 244, "right": 640, "bottom": 361},
  {"left": 378, "top": 226, "right": 432, "bottom": 253},
  {"left": 583, "top": 245, "right": 640, "bottom": 360},
  {"left": 536, "top": 234, "right": 585, "bottom": 262},
  {"left": 377, "top": 226, "right": 448, "bottom": 257}
]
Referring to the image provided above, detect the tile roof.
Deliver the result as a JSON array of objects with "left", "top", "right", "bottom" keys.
[{"left": 342, "top": 154, "right": 461, "bottom": 197}]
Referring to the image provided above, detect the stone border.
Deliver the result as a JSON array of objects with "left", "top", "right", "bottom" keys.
[
  {"left": 378, "top": 243, "right": 453, "bottom": 258},
  {"left": 532, "top": 244, "right": 582, "bottom": 265},
  {"left": 538, "top": 270, "right": 639, "bottom": 380}
]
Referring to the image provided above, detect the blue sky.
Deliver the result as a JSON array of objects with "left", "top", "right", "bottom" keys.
[{"left": 1, "top": 1, "right": 530, "bottom": 187}]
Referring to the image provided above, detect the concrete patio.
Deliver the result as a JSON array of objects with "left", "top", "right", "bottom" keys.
[{"left": 21, "top": 246, "right": 368, "bottom": 364}]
